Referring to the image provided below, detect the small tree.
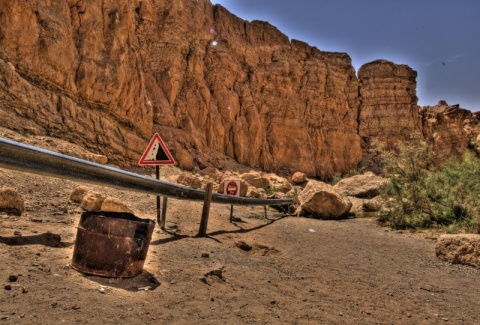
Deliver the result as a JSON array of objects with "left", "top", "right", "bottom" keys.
[
  {"left": 377, "top": 135, "right": 480, "bottom": 233},
  {"left": 377, "top": 135, "right": 438, "bottom": 229}
]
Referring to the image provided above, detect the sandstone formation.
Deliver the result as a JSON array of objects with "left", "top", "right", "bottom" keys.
[
  {"left": 0, "top": 0, "right": 362, "bottom": 178},
  {"left": 420, "top": 100, "right": 476, "bottom": 160},
  {"left": 358, "top": 60, "right": 420, "bottom": 145},
  {"left": 0, "top": 1, "right": 474, "bottom": 179}
]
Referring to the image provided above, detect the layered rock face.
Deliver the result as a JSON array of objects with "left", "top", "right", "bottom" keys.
[
  {"left": 358, "top": 60, "right": 420, "bottom": 146},
  {"left": 0, "top": 1, "right": 471, "bottom": 178},
  {"left": 0, "top": 1, "right": 152, "bottom": 164},
  {"left": 0, "top": 0, "right": 361, "bottom": 178}
]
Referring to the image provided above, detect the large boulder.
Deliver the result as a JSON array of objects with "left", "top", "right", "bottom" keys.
[
  {"left": 0, "top": 187, "right": 24, "bottom": 216},
  {"left": 436, "top": 234, "right": 480, "bottom": 268},
  {"left": 240, "top": 171, "right": 269, "bottom": 190},
  {"left": 264, "top": 173, "right": 292, "bottom": 193},
  {"left": 333, "top": 172, "right": 389, "bottom": 198},
  {"left": 297, "top": 180, "right": 352, "bottom": 219}
]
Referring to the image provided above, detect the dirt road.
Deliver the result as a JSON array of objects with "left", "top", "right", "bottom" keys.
[{"left": 1, "top": 167, "right": 479, "bottom": 325}]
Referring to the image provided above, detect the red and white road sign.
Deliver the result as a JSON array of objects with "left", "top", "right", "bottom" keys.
[
  {"left": 224, "top": 180, "right": 240, "bottom": 197},
  {"left": 138, "top": 133, "right": 175, "bottom": 166}
]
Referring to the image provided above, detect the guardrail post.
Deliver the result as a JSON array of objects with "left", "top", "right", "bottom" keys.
[
  {"left": 198, "top": 182, "right": 213, "bottom": 237},
  {"left": 161, "top": 197, "right": 168, "bottom": 230}
]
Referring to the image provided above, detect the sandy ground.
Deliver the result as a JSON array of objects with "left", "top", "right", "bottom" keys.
[{"left": 1, "top": 140, "right": 480, "bottom": 324}]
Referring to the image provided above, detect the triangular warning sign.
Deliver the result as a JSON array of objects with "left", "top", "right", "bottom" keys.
[{"left": 138, "top": 133, "right": 175, "bottom": 166}]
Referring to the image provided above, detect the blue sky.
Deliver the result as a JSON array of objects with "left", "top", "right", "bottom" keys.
[{"left": 210, "top": 0, "right": 480, "bottom": 111}]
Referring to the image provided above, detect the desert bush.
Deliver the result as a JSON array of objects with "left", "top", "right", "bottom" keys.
[{"left": 377, "top": 136, "right": 480, "bottom": 233}]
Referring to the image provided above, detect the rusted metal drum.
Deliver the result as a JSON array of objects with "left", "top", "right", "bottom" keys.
[{"left": 72, "top": 211, "right": 155, "bottom": 278}]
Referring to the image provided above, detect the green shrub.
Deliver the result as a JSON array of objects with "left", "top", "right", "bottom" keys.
[{"left": 377, "top": 136, "right": 480, "bottom": 233}]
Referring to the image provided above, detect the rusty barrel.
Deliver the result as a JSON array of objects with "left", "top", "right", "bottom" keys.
[{"left": 72, "top": 211, "right": 155, "bottom": 278}]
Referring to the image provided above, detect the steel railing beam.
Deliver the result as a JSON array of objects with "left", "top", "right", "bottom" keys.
[{"left": 0, "top": 137, "right": 292, "bottom": 206}]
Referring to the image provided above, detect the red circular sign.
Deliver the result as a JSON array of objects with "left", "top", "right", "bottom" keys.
[{"left": 226, "top": 181, "right": 238, "bottom": 196}]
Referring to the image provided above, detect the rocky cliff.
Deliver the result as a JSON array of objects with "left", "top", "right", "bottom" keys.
[
  {"left": 358, "top": 60, "right": 420, "bottom": 145},
  {"left": 0, "top": 0, "right": 473, "bottom": 178},
  {"left": 420, "top": 100, "right": 478, "bottom": 159}
]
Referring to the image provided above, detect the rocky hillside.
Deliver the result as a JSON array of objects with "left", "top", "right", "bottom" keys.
[{"left": 0, "top": 0, "right": 476, "bottom": 178}]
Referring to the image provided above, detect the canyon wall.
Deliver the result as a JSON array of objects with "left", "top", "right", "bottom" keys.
[
  {"left": 0, "top": 0, "right": 362, "bottom": 177},
  {"left": 0, "top": 0, "right": 473, "bottom": 178}
]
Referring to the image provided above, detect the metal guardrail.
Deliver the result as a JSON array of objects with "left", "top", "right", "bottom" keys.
[{"left": 0, "top": 137, "right": 293, "bottom": 206}]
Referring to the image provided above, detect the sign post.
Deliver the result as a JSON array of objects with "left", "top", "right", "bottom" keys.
[
  {"left": 223, "top": 180, "right": 240, "bottom": 222},
  {"left": 139, "top": 133, "right": 175, "bottom": 230}
]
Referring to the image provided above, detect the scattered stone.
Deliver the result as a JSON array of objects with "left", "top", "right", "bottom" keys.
[
  {"left": 198, "top": 167, "right": 224, "bottom": 182},
  {"left": 201, "top": 253, "right": 210, "bottom": 258},
  {"left": 13, "top": 230, "right": 22, "bottom": 236},
  {"left": 100, "top": 197, "right": 134, "bottom": 214},
  {"left": 80, "top": 192, "right": 107, "bottom": 212},
  {"left": 8, "top": 275, "right": 18, "bottom": 282},
  {"left": 21, "top": 287, "right": 28, "bottom": 294},
  {"left": 4, "top": 284, "right": 12, "bottom": 290},
  {"left": 292, "top": 172, "right": 307, "bottom": 184},
  {"left": 246, "top": 186, "right": 261, "bottom": 198},
  {"left": 264, "top": 173, "right": 293, "bottom": 193},
  {"left": 50, "top": 301, "right": 58, "bottom": 308},
  {"left": 436, "top": 234, "right": 480, "bottom": 267},
  {"left": 69, "top": 186, "right": 91, "bottom": 203},
  {"left": 99, "top": 286, "right": 106, "bottom": 294},
  {"left": 0, "top": 187, "right": 24, "bottom": 216},
  {"left": 176, "top": 172, "right": 204, "bottom": 189}
]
